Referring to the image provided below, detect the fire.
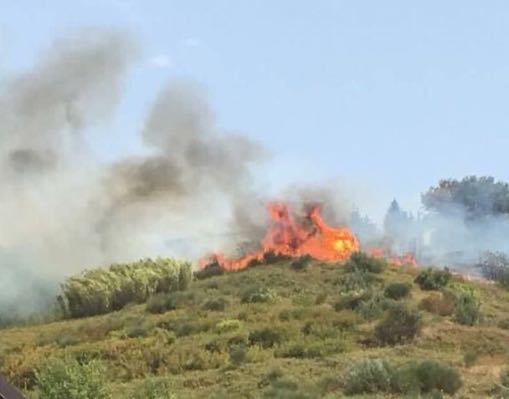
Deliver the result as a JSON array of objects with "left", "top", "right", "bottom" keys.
[
  {"left": 201, "top": 203, "right": 360, "bottom": 271},
  {"left": 370, "top": 248, "right": 417, "bottom": 267}
]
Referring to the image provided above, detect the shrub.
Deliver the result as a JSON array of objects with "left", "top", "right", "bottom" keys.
[
  {"left": 393, "top": 360, "right": 462, "bottom": 395},
  {"left": 336, "top": 270, "right": 383, "bottom": 293},
  {"left": 345, "top": 252, "right": 386, "bottom": 274},
  {"left": 194, "top": 261, "right": 225, "bottom": 280},
  {"left": 290, "top": 255, "right": 313, "bottom": 271},
  {"left": 414, "top": 267, "right": 451, "bottom": 290},
  {"left": 343, "top": 359, "right": 394, "bottom": 395},
  {"left": 477, "top": 251, "right": 509, "bottom": 287},
  {"left": 146, "top": 291, "right": 192, "bottom": 314},
  {"left": 229, "top": 347, "right": 247, "bottom": 367},
  {"left": 501, "top": 367, "right": 509, "bottom": 388},
  {"left": 384, "top": 282, "right": 411, "bottom": 300},
  {"left": 60, "top": 258, "right": 192, "bottom": 318},
  {"left": 334, "top": 290, "right": 372, "bottom": 311},
  {"left": 215, "top": 319, "right": 242, "bottom": 334},
  {"left": 36, "top": 358, "right": 110, "bottom": 399},
  {"left": 249, "top": 327, "right": 285, "bottom": 348},
  {"left": 464, "top": 349, "right": 478, "bottom": 368},
  {"left": 454, "top": 288, "right": 481, "bottom": 326},
  {"left": 241, "top": 286, "right": 277, "bottom": 304},
  {"left": 419, "top": 291, "right": 456, "bottom": 316},
  {"left": 202, "top": 297, "right": 228, "bottom": 311},
  {"left": 357, "top": 293, "right": 395, "bottom": 320},
  {"left": 374, "top": 303, "right": 422, "bottom": 345},
  {"left": 132, "top": 378, "right": 175, "bottom": 399}
]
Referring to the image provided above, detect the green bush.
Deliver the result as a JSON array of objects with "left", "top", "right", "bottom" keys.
[
  {"left": 215, "top": 319, "right": 242, "bottom": 334},
  {"left": 241, "top": 286, "right": 277, "bottom": 304},
  {"left": 384, "top": 282, "right": 412, "bottom": 300},
  {"left": 374, "top": 303, "right": 422, "bottom": 345},
  {"left": 343, "top": 359, "right": 394, "bottom": 395},
  {"left": 36, "top": 358, "right": 110, "bottom": 399},
  {"left": 414, "top": 267, "right": 451, "bottom": 290},
  {"left": 290, "top": 255, "right": 313, "bottom": 271},
  {"left": 60, "top": 258, "right": 192, "bottom": 318},
  {"left": 203, "top": 297, "right": 228, "bottom": 311},
  {"left": 345, "top": 252, "right": 386, "bottom": 274},
  {"left": 146, "top": 291, "right": 192, "bottom": 314},
  {"left": 464, "top": 349, "right": 478, "bottom": 368},
  {"left": 357, "top": 293, "right": 395, "bottom": 320},
  {"left": 132, "top": 378, "right": 175, "bottom": 399},
  {"left": 393, "top": 360, "right": 462, "bottom": 395},
  {"left": 454, "top": 288, "right": 481, "bottom": 326},
  {"left": 194, "top": 261, "right": 225, "bottom": 280},
  {"left": 249, "top": 327, "right": 285, "bottom": 348}
]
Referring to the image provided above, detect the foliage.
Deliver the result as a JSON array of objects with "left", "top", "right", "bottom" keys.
[
  {"left": 290, "top": 255, "right": 313, "bottom": 271},
  {"left": 215, "top": 319, "right": 242, "bottom": 334},
  {"left": 345, "top": 252, "right": 386, "bottom": 274},
  {"left": 374, "top": 303, "right": 422, "bottom": 345},
  {"left": 202, "top": 297, "right": 228, "bottom": 311},
  {"left": 393, "top": 360, "right": 462, "bottom": 395},
  {"left": 414, "top": 267, "right": 451, "bottom": 290},
  {"left": 60, "top": 258, "right": 192, "bottom": 318},
  {"left": 343, "top": 359, "right": 393, "bottom": 395},
  {"left": 454, "top": 287, "right": 481, "bottom": 326},
  {"left": 132, "top": 378, "right": 175, "bottom": 399},
  {"left": 249, "top": 327, "right": 285, "bottom": 348},
  {"left": 36, "top": 358, "right": 110, "bottom": 399},
  {"left": 477, "top": 251, "right": 509, "bottom": 287},
  {"left": 194, "top": 261, "right": 225, "bottom": 279},
  {"left": 384, "top": 282, "right": 411, "bottom": 300},
  {"left": 422, "top": 176, "right": 509, "bottom": 219},
  {"left": 240, "top": 286, "right": 277, "bottom": 304},
  {"left": 146, "top": 291, "right": 194, "bottom": 314},
  {"left": 464, "top": 349, "right": 478, "bottom": 368}
]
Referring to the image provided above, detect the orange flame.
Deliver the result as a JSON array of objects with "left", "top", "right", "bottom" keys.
[
  {"left": 201, "top": 203, "right": 360, "bottom": 271},
  {"left": 370, "top": 248, "right": 417, "bottom": 267}
]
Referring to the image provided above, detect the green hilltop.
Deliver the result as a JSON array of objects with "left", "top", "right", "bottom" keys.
[{"left": 1, "top": 254, "right": 509, "bottom": 398}]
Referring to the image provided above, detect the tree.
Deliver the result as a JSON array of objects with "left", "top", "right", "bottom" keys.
[{"left": 422, "top": 176, "right": 509, "bottom": 220}]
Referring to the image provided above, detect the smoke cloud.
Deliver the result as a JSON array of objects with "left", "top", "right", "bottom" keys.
[{"left": 0, "top": 31, "right": 267, "bottom": 316}]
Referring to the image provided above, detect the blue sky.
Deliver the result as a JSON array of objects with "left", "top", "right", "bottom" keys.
[{"left": 2, "top": 1, "right": 509, "bottom": 221}]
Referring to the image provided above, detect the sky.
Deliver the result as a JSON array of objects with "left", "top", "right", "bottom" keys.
[{"left": 2, "top": 1, "right": 509, "bottom": 222}]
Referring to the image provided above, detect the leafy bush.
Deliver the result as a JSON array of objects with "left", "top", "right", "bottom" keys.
[
  {"left": 384, "top": 282, "right": 411, "bottom": 300},
  {"left": 202, "top": 297, "right": 228, "bottom": 311},
  {"left": 357, "top": 293, "right": 395, "bottom": 320},
  {"left": 194, "top": 261, "right": 225, "bottom": 280},
  {"left": 146, "top": 291, "right": 193, "bottom": 314},
  {"left": 393, "top": 360, "right": 462, "bottom": 395},
  {"left": 241, "top": 286, "right": 277, "bottom": 304},
  {"left": 60, "top": 258, "right": 192, "bottom": 318},
  {"left": 215, "top": 319, "right": 242, "bottom": 334},
  {"left": 414, "top": 267, "right": 451, "bottom": 290},
  {"left": 343, "top": 359, "right": 394, "bottom": 395},
  {"left": 336, "top": 270, "right": 381, "bottom": 293},
  {"left": 477, "top": 251, "right": 509, "bottom": 287},
  {"left": 454, "top": 288, "right": 481, "bottom": 326},
  {"left": 375, "top": 303, "right": 422, "bottom": 345},
  {"left": 345, "top": 252, "right": 386, "bottom": 274},
  {"left": 132, "top": 378, "right": 175, "bottom": 399},
  {"left": 36, "top": 358, "right": 110, "bottom": 399},
  {"left": 290, "top": 255, "right": 313, "bottom": 271},
  {"left": 334, "top": 290, "right": 372, "bottom": 311},
  {"left": 419, "top": 291, "right": 456, "bottom": 316},
  {"left": 249, "top": 327, "right": 285, "bottom": 348}
]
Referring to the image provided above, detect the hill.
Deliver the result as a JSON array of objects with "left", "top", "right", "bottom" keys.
[{"left": 1, "top": 255, "right": 509, "bottom": 398}]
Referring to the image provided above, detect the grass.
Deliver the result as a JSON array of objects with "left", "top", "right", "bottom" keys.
[{"left": 1, "top": 257, "right": 509, "bottom": 398}]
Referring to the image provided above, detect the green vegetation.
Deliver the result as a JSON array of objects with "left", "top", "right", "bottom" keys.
[
  {"left": 60, "top": 258, "right": 192, "bottom": 318},
  {"left": 1, "top": 253, "right": 508, "bottom": 398},
  {"left": 414, "top": 267, "right": 452, "bottom": 290},
  {"left": 36, "top": 358, "right": 110, "bottom": 399},
  {"left": 345, "top": 251, "right": 386, "bottom": 274},
  {"left": 384, "top": 281, "right": 411, "bottom": 300}
]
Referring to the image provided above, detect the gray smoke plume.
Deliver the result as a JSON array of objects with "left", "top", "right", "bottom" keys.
[{"left": 0, "top": 29, "right": 138, "bottom": 316}]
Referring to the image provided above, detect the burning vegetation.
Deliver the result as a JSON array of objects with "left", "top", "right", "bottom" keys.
[{"left": 200, "top": 202, "right": 418, "bottom": 272}]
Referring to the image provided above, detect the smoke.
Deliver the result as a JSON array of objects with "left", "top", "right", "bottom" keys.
[{"left": 0, "top": 30, "right": 267, "bottom": 316}]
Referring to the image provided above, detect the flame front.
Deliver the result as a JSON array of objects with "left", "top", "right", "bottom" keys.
[{"left": 201, "top": 203, "right": 360, "bottom": 271}]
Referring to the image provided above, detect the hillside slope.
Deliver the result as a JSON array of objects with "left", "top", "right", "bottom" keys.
[{"left": 1, "top": 258, "right": 509, "bottom": 398}]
